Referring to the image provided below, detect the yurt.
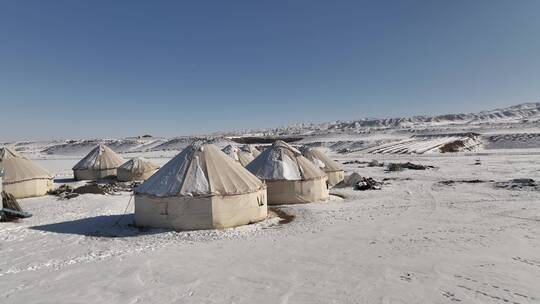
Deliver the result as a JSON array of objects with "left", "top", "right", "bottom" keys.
[
  {"left": 221, "top": 144, "right": 259, "bottom": 167},
  {"left": 242, "top": 144, "right": 261, "bottom": 158},
  {"left": 246, "top": 140, "right": 329, "bottom": 205},
  {"left": 301, "top": 147, "right": 345, "bottom": 187},
  {"left": 134, "top": 142, "right": 267, "bottom": 231},
  {"left": 72, "top": 144, "right": 125, "bottom": 180},
  {"left": 117, "top": 157, "right": 160, "bottom": 181},
  {"left": 0, "top": 147, "right": 54, "bottom": 199}
]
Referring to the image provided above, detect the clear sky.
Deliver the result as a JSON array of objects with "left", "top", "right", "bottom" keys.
[{"left": 1, "top": 0, "right": 539, "bottom": 141}]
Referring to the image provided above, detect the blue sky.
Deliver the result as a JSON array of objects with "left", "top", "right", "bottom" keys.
[{"left": 1, "top": 0, "right": 539, "bottom": 140}]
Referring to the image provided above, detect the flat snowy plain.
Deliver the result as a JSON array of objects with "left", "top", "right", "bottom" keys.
[{"left": 1, "top": 148, "right": 540, "bottom": 303}]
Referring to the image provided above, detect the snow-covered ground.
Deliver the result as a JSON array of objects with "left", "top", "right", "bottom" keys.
[
  {"left": 2, "top": 103, "right": 540, "bottom": 303},
  {"left": 2, "top": 148, "right": 540, "bottom": 303}
]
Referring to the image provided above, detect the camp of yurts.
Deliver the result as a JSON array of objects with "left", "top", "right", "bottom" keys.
[
  {"left": 72, "top": 144, "right": 126, "bottom": 180},
  {"left": 117, "top": 157, "right": 160, "bottom": 181},
  {"left": 301, "top": 147, "right": 345, "bottom": 187},
  {"left": 134, "top": 142, "right": 267, "bottom": 231},
  {"left": 246, "top": 140, "right": 329, "bottom": 205},
  {"left": 221, "top": 144, "right": 260, "bottom": 167},
  {"left": 0, "top": 147, "right": 54, "bottom": 199}
]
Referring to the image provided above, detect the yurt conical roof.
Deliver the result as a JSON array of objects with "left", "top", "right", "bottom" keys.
[
  {"left": 73, "top": 144, "right": 126, "bottom": 170},
  {"left": 241, "top": 144, "right": 261, "bottom": 158},
  {"left": 221, "top": 145, "right": 256, "bottom": 166},
  {"left": 301, "top": 147, "right": 343, "bottom": 173},
  {"left": 222, "top": 145, "right": 243, "bottom": 162},
  {"left": 0, "top": 147, "right": 23, "bottom": 159},
  {"left": 246, "top": 140, "right": 326, "bottom": 181},
  {"left": 119, "top": 157, "right": 159, "bottom": 174},
  {"left": 136, "top": 142, "right": 265, "bottom": 197},
  {"left": 0, "top": 147, "right": 54, "bottom": 184}
]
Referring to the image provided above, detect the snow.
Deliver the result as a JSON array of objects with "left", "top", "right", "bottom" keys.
[
  {"left": 2, "top": 147, "right": 540, "bottom": 303},
  {"left": 2, "top": 103, "right": 540, "bottom": 303}
]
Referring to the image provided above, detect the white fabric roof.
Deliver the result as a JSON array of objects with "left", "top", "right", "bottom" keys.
[
  {"left": 1, "top": 147, "right": 54, "bottom": 184},
  {"left": 73, "top": 144, "right": 126, "bottom": 170},
  {"left": 136, "top": 142, "right": 265, "bottom": 197},
  {"left": 246, "top": 141, "right": 327, "bottom": 181},
  {"left": 241, "top": 144, "right": 261, "bottom": 158},
  {"left": 119, "top": 157, "right": 160, "bottom": 174},
  {"left": 221, "top": 145, "right": 257, "bottom": 166},
  {"left": 301, "top": 147, "right": 344, "bottom": 173}
]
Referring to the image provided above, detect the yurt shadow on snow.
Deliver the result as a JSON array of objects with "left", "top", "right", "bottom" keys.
[{"left": 30, "top": 214, "right": 165, "bottom": 237}]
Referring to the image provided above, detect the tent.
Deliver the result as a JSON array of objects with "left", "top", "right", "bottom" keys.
[
  {"left": 117, "top": 157, "right": 160, "bottom": 181},
  {"left": 0, "top": 147, "right": 54, "bottom": 199},
  {"left": 246, "top": 140, "right": 329, "bottom": 205},
  {"left": 242, "top": 144, "right": 261, "bottom": 158},
  {"left": 301, "top": 147, "right": 345, "bottom": 187},
  {"left": 134, "top": 142, "right": 267, "bottom": 230},
  {"left": 221, "top": 144, "right": 260, "bottom": 167},
  {"left": 72, "top": 144, "right": 126, "bottom": 180}
]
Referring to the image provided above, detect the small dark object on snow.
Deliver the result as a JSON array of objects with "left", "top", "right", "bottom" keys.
[
  {"left": 438, "top": 179, "right": 491, "bottom": 186},
  {"left": 48, "top": 184, "right": 83, "bottom": 199},
  {"left": 474, "top": 159, "right": 482, "bottom": 165},
  {"left": 494, "top": 178, "right": 540, "bottom": 190},
  {"left": 64, "top": 193, "right": 80, "bottom": 199},
  {"left": 334, "top": 173, "right": 365, "bottom": 188},
  {"left": 48, "top": 181, "right": 138, "bottom": 200},
  {"left": 368, "top": 160, "right": 384, "bottom": 167},
  {"left": 47, "top": 184, "right": 74, "bottom": 195},
  {"left": 387, "top": 163, "right": 403, "bottom": 172},
  {"left": 387, "top": 162, "right": 434, "bottom": 171},
  {"left": 334, "top": 173, "right": 383, "bottom": 190},
  {"left": 1, "top": 191, "right": 32, "bottom": 221},
  {"left": 337, "top": 148, "right": 351, "bottom": 154},
  {"left": 342, "top": 160, "right": 364, "bottom": 165},
  {"left": 440, "top": 139, "right": 466, "bottom": 153},
  {"left": 355, "top": 177, "right": 382, "bottom": 191},
  {"left": 73, "top": 183, "right": 106, "bottom": 195}
]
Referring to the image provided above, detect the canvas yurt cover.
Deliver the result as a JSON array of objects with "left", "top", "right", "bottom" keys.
[
  {"left": 301, "top": 147, "right": 345, "bottom": 187},
  {"left": 221, "top": 145, "right": 260, "bottom": 167},
  {"left": 242, "top": 144, "right": 261, "bottom": 158},
  {"left": 117, "top": 157, "right": 160, "bottom": 181},
  {"left": 72, "top": 144, "right": 125, "bottom": 180},
  {"left": 246, "top": 140, "right": 329, "bottom": 205},
  {"left": 0, "top": 147, "right": 54, "bottom": 199},
  {"left": 134, "top": 142, "right": 267, "bottom": 230}
]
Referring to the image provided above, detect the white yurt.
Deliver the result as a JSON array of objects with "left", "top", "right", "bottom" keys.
[
  {"left": 0, "top": 147, "right": 54, "bottom": 199},
  {"left": 72, "top": 144, "right": 126, "bottom": 180},
  {"left": 246, "top": 140, "right": 329, "bottom": 205},
  {"left": 301, "top": 147, "right": 345, "bottom": 187},
  {"left": 117, "top": 157, "right": 160, "bottom": 181},
  {"left": 242, "top": 144, "right": 261, "bottom": 158},
  {"left": 221, "top": 144, "right": 260, "bottom": 167},
  {"left": 134, "top": 142, "right": 267, "bottom": 231}
]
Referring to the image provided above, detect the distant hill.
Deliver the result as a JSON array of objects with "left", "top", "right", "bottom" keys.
[
  {"left": 258, "top": 102, "right": 540, "bottom": 135},
  {"left": 2, "top": 102, "right": 539, "bottom": 156}
]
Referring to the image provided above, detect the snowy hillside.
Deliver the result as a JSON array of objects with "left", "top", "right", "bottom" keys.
[
  {"left": 1, "top": 102, "right": 540, "bottom": 157},
  {"left": 260, "top": 102, "right": 540, "bottom": 135}
]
